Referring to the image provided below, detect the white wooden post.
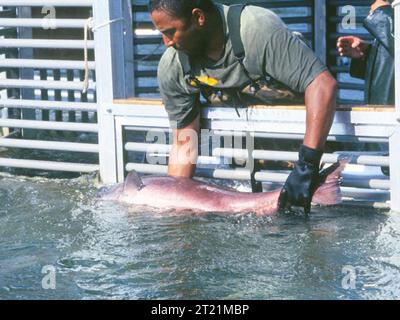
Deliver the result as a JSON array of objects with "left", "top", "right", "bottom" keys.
[
  {"left": 122, "top": 0, "right": 134, "bottom": 97},
  {"left": 314, "top": 0, "right": 327, "bottom": 64},
  {"left": 92, "top": 0, "right": 134, "bottom": 183},
  {"left": 18, "top": 6, "right": 36, "bottom": 138},
  {"left": 115, "top": 117, "right": 127, "bottom": 183},
  {"left": 389, "top": 130, "right": 400, "bottom": 212},
  {"left": 390, "top": 1, "right": 400, "bottom": 212}
]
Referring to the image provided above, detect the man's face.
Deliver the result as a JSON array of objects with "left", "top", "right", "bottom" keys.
[{"left": 151, "top": 9, "right": 208, "bottom": 56}]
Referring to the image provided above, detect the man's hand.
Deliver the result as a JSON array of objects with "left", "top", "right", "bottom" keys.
[
  {"left": 370, "top": 0, "right": 391, "bottom": 13},
  {"left": 278, "top": 145, "right": 322, "bottom": 214},
  {"left": 337, "top": 36, "right": 368, "bottom": 59}
]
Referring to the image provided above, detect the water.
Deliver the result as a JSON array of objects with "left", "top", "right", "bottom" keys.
[{"left": 1, "top": 173, "right": 399, "bottom": 300}]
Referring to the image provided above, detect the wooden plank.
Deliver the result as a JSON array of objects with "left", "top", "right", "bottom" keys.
[
  {"left": 113, "top": 98, "right": 395, "bottom": 112},
  {"left": 336, "top": 105, "right": 395, "bottom": 112},
  {"left": 114, "top": 98, "right": 164, "bottom": 105}
]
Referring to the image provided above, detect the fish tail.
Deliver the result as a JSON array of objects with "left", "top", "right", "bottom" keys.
[{"left": 311, "top": 158, "right": 350, "bottom": 206}]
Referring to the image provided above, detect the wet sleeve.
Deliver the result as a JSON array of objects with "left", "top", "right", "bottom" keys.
[
  {"left": 350, "top": 57, "right": 367, "bottom": 80},
  {"left": 363, "top": 8, "right": 394, "bottom": 57},
  {"left": 157, "top": 52, "right": 200, "bottom": 129},
  {"left": 264, "top": 28, "right": 328, "bottom": 93},
  {"left": 349, "top": 43, "right": 371, "bottom": 80}
]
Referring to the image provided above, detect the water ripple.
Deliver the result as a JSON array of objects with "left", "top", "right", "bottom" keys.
[{"left": 1, "top": 174, "right": 399, "bottom": 299}]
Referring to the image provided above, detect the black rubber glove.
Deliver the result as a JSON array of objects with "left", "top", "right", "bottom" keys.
[{"left": 278, "top": 144, "right": 323, "bottom": 214}]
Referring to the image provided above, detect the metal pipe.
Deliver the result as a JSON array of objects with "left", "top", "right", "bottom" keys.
[
  {"left": 0, "top": 158, "right": 98, "bottom": 172},
  {"left": 123, "top": 142, "right": 390, "bottom": 167},
  {"left": 0, "top": 59, "right": 95, "bottom": 70},
  {"left": 211, "top": 130, "right": 390, "bottom": 143},
  {"left": 125, "top": 163, "right": 253, "bottom": 180},
  {"left": 0, "top": 138, "right": 98, "bottom": 153},
  {"left": 339, "top": 200, "right": 390, "bottom": 209},
  {"left": 94, "top": 125, "right": 391, "bottom": 144},
  {"left": 214, "top": 148, "right": 390, "bottom": 167},
  {"left": 0, "top": 119, "right": 98, "bottom": 132},
  {"left": 124, "top": 143, "right": 223, "bottom": 166},
  {"left": 0, "top": 18, "right": 89, "bottom": 28},
  {"left": 0, "top": 99, "right": 97, "bottom": 111},
  {"left": 341, "top": 178, "right": 390, "bottom": 190},
  {"left": 0, "top": 79, "right": 96, "bottom": 91},
  {"left": 340, "top": 187, "right": 390, "bottom": 202},
  {"left": 125, "top": 126, "right": 172, "bottom": 133},
  {"left": 0, "top": 0, "right": 93, "bottom": 7},
  {"left": 0, "top": 39, "right": 94, "bottom": 49},
  {"left": 209, "top": 171, "right": 391, "bottom": 190},
  {"left": 125, "top": 163, "right": 167, "bottom": 175},
  {"left": 125, "top": 142, "right": 171, "bottom": 153}
]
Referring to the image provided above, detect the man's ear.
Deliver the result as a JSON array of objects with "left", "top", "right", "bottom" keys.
[{"left": 192, "top": 8, "right": 206, "bottom": 27}]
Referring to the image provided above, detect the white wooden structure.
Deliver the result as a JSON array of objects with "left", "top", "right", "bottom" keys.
[
  {"left": 392, "top": 0, "right": 400, "bottom": 212},
  {"left": 0, "top": 0, "right": 399, "bottom": 212}
]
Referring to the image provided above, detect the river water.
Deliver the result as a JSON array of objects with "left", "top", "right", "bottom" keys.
[{"left": 1, "top": 172, "right": 399, "bottom": 300}]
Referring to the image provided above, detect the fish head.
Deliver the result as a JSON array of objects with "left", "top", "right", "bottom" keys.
[{"left": 97, "top": 184, "right": 124, "bottom": 201}]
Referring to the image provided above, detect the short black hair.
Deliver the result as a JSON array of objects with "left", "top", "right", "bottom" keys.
[{"left": 149, "top": 0, "right": 215, "bottom": 20}]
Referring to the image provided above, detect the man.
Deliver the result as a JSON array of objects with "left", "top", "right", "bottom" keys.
[
  {"left": 337, "top": 0, "right": 394, "bottom": 105},
  {"left": 150, "top": 0, "right": 337, "bottom": 213}
]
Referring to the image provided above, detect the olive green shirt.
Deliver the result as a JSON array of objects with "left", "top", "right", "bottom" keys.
[{"left": 157, "top": 4, "right": 327, "bottom": 128}]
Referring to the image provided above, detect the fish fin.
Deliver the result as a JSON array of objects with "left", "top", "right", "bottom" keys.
[
  {"left": 124, "top": 170, "right": 144, "bottom": 193},
  {"left": 312, "top": 157, "right": 351, "bottom": 206}
]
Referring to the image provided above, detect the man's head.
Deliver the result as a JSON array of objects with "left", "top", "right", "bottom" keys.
[{"left": 149, "top": 0, "right": 216, "bottom": 56}]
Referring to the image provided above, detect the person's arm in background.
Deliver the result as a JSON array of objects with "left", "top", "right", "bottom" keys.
[
  {"left": 168, "top": 114, "right": 200, "bottom": 178},
  {"left": 337, "top": 0, "right": 394, "bottom": 79},
  {"left": 364, "top": 1, "right": 394, "bottom": 57},
  {"left": 337, "top": 36, "right": 371, "bottom": 79}
]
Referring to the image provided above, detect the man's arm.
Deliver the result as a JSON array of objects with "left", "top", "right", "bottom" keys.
[
  {"left": 279, "top": 70, "right": 337, "bottom": 213},
  {"left": 168, "top": 114, "right": 200, "bottom": 178},
  {"left": 303, "top": 70, "right": 337, "bottom": 150}
]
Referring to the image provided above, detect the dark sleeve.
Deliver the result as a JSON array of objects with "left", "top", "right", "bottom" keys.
[
  {"left": 349, "top": 44, "right": 371, "bottom": 80},
  {"left": 363, "top": 7, "right": 394, "bottom": 57},
  {"left": 350, "top": 58, "right": 367, "bottom": 79},
  {"left": 159, "top": 81, "right": 200, "bottom": 129}
]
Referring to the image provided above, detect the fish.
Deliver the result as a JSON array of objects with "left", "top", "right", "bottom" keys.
[{"left": 99, "top": 160, "right": 348, "bottom": 216}]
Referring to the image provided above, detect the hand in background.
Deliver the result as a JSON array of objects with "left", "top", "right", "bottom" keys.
[
  {"left": 370, "top": 0, "right": 391, "bottom": 13},
  {"left": 337, "top": 36, "right": 368, "bottom": 59}
]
